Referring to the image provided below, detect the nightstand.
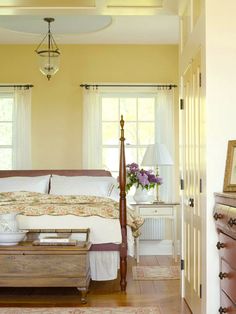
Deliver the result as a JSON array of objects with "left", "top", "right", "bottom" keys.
[{"left": 130, "top": 202, "right": 179, "bottom": 263}]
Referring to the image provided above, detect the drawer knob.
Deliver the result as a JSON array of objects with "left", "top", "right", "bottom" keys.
[
  {"left": 219, "top": 307, "right": 227, "bottom": 313},
  {"left": 216, "top": 242, "right": 225, "bottom": 250},
  {"left": 228, "top": 217, "right": 236, "bottom": 227},
  {"left": 214, "top": 212, "right": 223, "bottom": 220},
  {"left": 219, "top": 272, "right": 228, "bottom": 280}
]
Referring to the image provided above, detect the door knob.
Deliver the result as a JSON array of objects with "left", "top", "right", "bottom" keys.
[{"left": 189, "top": 198, "right": 194, "bottom": 207}]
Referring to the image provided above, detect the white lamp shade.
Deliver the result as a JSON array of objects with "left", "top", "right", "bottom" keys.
[{"left": 141, "top": 143, "right": 173, "bottom": 166}]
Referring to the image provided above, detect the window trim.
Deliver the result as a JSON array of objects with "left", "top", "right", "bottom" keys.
[{"left": 100, "top": 91, "right": 157, "bottom": 173}]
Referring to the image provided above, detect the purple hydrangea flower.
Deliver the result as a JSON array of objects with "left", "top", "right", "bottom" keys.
[
  {"left": 127, "top": 162, "right": 139, "bottom": 174},
  {"left": 147, "top": 174, "right": 157, "bottom": 183},
  {"left": 156, "top": 177, "right": 163, "bottom": 184},
  {"left": 137, "top": 172, "right": 149, "bottom": 186},
  {"left": 144, "top": 169, "right": 153, "bottom": 175}
]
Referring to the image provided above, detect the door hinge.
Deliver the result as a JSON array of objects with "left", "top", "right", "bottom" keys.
[
  {"left": 181, "top": 259, "right": 184, "bottom": 270},
  {"left": 180, "top": 98, "right": 184, "bottom": 110},
  {"left": 199, "top": 72, "right": 202, "bottom": 88},
  {"left": 200, "top": 283, "right": 202, "bottom": 298},
  {"left": 180, "top": 178, "right": 184, "bottom": 190},
  {"left": 200, "top": 178, "right": 203, "bottom": 193}
]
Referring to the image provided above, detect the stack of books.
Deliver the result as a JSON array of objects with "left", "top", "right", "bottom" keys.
[
  {"left": 31, "top": 229, "right": 90, "bottom": 247},
  {"left": 33, "top": 236, "right": 77, "bottom": 246}
]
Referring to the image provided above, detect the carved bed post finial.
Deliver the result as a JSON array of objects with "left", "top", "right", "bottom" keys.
[{"left": 119, "top": 115, "right": 127, "bottom": 292}]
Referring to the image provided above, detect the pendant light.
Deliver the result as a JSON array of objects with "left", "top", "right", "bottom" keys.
[{"left": 35, "top": 17, "right": 60, "bottom": 81}]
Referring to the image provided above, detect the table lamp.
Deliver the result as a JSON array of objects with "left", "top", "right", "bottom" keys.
[{"left": 141, "top": 143, "right": 173, "bottom": 203}]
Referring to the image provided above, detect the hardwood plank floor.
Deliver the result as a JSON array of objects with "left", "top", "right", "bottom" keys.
[{"left": 0, "top": 255, "right": 192, "bottom": 314}]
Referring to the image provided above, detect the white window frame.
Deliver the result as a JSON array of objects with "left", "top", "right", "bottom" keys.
[{"left": 100, "top": 91, "right": 157, "bottom": 175}]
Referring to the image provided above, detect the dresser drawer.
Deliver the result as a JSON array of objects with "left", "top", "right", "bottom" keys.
[
  {"left": 220, "top": 290, "right": 236, "bottom": 313},
  {"left": 218, "top": 232, "right": 236, "bottom": 267},
  {"left": 221, "top": 259, "right": 236, "bottom": 304},
  {"left": 139, "top": 207, "right": 173, "bottom": 216}
]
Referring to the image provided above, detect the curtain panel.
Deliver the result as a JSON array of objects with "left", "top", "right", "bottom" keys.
[
  {"left": 12, "top": 88, "right": 32, "bottom": 169},
  {"left": 82, "top": 88, "right": 102, "bottom": 169},
  {"left": 155, "top": 89, "right": 175, "bottom": 202}
]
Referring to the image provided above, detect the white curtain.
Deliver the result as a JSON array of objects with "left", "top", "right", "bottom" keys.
[
  {"left": 155, "top": 89, "right": 175, "bottom": 202},
  {"left": 82, "top": 88, "right": 102, "bottom": 169},
  {"left": 12, "top": 88, "right": 32, "bottom": 169}
]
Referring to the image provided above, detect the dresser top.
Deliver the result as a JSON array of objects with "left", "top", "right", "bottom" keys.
[
  {"left": 215, "top": 192, "right": 236, "bottom": 207},
  {"left": 215, "top": 192, "right": 236, "bottom": 199}
]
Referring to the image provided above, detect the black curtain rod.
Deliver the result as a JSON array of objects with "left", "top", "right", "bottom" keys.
[
  {"left": 0, "top": 84, "right": 34, "bottom": 89},
  {"left": 80, "top": 84, "right": 177, "bottom": 90}
]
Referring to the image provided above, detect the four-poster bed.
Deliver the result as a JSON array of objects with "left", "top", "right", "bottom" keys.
[{"left": 0, "top": 116, "right": 130, "bottom": 293}]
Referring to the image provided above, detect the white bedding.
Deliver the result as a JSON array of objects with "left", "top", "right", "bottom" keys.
[{"left": 17, "top": 214, "right": 134, "bottom": 281}]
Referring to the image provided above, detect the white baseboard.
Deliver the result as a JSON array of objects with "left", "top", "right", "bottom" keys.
[{"left": 139, "top": 239, "right": 180, "bottom": 256}]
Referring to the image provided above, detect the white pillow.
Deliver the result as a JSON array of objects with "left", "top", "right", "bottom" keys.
[
  {"left": 0, "top": 175, "right": 51, "bottom": 193},
  {"left": 49, "top": 175, "right": 118, "bottom": 197}
]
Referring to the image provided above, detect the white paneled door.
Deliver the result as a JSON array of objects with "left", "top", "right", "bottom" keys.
[{"left": 181, "top": 51, "right": 203, "bottom": 313}]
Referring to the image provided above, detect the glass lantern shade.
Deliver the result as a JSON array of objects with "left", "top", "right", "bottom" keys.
[{"left": 37, "top": 50, "right": 60, "bottom": 80}]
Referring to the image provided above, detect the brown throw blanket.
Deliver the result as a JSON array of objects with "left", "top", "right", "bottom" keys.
[{"left": 0, "top": 191, "right": 144, "bottom": 237}]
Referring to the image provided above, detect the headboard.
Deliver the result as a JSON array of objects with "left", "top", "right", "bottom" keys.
[{"left": 0, "top": 169, "right": 112, "bottom": 178}]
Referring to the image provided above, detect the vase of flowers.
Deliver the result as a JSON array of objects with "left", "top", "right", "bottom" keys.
[{"left": 126, "top": 163, "right": 163, "bottom": 203}]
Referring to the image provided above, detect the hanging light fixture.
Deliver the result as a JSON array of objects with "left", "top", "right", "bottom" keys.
[{"left": 35, "top": 17, "right": 60, "bottom": 81}]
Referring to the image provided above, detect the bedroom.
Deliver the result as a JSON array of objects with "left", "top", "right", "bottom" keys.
[
  {"left": 0, "top": 1, "right": 236, "bottom": 314},
  {"left": 0, "top": 1, "right": 182, "bottom": 313}
]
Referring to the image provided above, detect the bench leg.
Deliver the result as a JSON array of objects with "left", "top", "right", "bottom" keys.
[{"left": 77, "top": 287, "right": 88, "bottom": 304}]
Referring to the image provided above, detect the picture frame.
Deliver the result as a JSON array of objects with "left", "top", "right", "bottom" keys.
[{"left": 223, "top": 140, "right": 236, "bottom": 192}]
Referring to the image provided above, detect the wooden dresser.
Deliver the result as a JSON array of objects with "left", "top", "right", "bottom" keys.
[
  {"left": 214, "top": 193, "right": 236, "bottom": 313},
  {"left": 0, "top": 242, "right": 91, "bottom": 304}
]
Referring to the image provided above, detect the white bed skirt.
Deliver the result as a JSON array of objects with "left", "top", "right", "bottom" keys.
[
  {"left": 17, "top": 214, "right": 134, "bottom": 281},
  {"left": 89, "top": 251, "right": 120, "bottom": 280}
]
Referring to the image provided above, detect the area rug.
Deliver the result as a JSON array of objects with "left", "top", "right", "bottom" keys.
[
  {"left": 132, "top": 265, "right": 180, "bottom": 280},
  {"left": 0, "top": 307, "right": 161, "bottom": 314}
]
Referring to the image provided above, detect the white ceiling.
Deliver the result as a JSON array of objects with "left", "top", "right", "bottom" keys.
[{"left": 0, "top": 0, "right": 179, "bottom": 44}]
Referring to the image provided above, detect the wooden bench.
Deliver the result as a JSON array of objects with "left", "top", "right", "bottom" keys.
[{"left": 0, "top": 241, "right": 91, "bottom": 304}]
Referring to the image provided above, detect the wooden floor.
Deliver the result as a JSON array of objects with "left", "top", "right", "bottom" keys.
[{"left": 0, "top": 255, "right": 191, "bottom": 314}]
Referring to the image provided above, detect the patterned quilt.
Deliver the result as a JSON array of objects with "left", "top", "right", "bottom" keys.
[{"left": 0, "top": 191, "right": 144, "bottom": 237}]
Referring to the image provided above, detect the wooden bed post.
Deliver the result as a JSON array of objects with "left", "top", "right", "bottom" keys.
[{"left": 119, "top": 115, "right": 127, "bottom": 292}]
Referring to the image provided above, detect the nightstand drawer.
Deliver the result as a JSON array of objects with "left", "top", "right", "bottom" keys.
[{"left": 139, "top": 207, "right": 172, "bottom": 216}]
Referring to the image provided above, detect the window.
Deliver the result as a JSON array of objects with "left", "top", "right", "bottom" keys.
[
  {"left": 0, "top": 92, "right": 14, "bottom": 169},
  {"left": 0, "top": 87, "right": 31, "bottom": 170},
  {"left": 82, "top": 86, "right": 175, "bottom": 201},
  {"left": 101, "top": 93, "right": 156, "bottom": 177}
]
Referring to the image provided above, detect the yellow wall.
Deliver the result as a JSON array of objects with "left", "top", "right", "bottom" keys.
[{"left": 0, "top": 44, "right": 178, "bottom": 169}]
